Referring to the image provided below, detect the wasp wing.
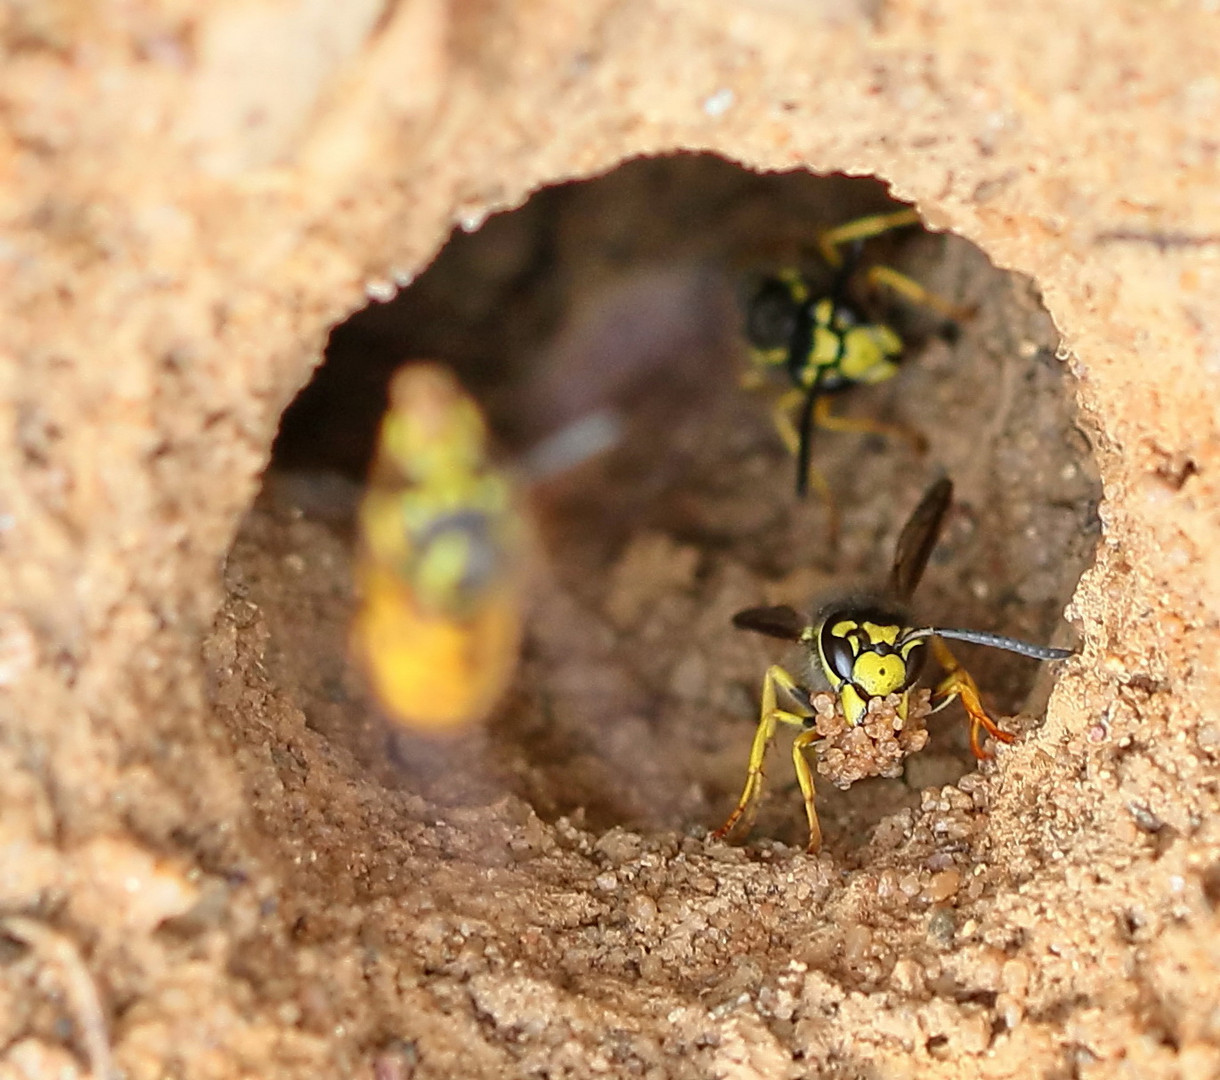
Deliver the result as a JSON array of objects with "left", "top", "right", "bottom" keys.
[
  {"left": 731, "top": 605, "right": 810, "bottom": 642},
  {"left": 888, "top": 477, "right": 953, "bottom": 603}
]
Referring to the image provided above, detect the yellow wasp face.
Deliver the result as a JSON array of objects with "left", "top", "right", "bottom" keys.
[
  {"left": 350, "top": 364, "right": 528, "bottom": 734},
  {"left": 814, "top": 607, "right": 928, "bottom": 727}
]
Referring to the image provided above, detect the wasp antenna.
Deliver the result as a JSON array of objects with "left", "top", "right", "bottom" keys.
[{"left": 931, "top": 627, "right": 1075, "bottom": 662}]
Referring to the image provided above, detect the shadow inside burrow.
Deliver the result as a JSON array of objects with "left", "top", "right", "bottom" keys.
[{"left": 225, "top": 152, "right": 1100, "bottom": 854}]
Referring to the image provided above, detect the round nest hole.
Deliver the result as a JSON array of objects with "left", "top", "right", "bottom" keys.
[{"left": 218, "top": 153, "right": 1099, "bottom": 859}]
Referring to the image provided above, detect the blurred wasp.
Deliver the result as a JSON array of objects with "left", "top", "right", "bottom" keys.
[
  {"left": 712, "top": 478, "right": 1074, "bottom": 853},
  {"left": 351, "top": 362, "right": 619, "bottom": 734},
  {"left": 742, "top": 208, "right": 973, "bottom": 533},
  {"left": 351, "top": 363, "right": 528, "bottom": 733}
]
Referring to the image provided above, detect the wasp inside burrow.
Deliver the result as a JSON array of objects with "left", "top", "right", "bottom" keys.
[
  {"left": 741, "top": 208, "right": 975, "bottom": 539},
  {"left": 712, "top": 477, "right": 1074, "bottom": 854}
]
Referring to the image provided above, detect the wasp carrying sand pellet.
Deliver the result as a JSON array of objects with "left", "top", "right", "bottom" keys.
[{"left": 713, "top": 478, "right": 1074, "bottom": 853}]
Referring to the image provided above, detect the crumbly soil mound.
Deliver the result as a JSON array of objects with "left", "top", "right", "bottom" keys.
[{"left": 814, "top": 690, "right": 933, "bottom": 789}]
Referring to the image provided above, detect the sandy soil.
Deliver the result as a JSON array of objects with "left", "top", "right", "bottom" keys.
[{"left": 188, "top": 161, "right": 1102, "bottom": 1076}]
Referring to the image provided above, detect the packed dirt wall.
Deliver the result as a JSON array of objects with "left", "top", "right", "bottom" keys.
[{"left": 2, "top": 1, "right": 1220, "bottom": 1078}]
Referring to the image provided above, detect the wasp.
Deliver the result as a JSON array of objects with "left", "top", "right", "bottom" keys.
[
  {"left": 742, "top": 208, "right": 973, "bottom": 525},
  {"left": 350, "top": 363, "right": 621, "bottom": 734},
  {"left": 712, "top": 477, "right": 1074, "bottom": 853},
  {"left": 350, "top": 363, "right": 530, "bottom": 734}
]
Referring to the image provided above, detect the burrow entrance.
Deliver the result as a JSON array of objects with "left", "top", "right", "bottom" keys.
[{"left": 224, "top": 153, "right": 1099, "bottom": 857}]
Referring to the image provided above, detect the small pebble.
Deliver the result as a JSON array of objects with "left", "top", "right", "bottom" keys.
[
  {"left": 924, "top": 869, "right": 961, "bottom": 903},
  {"left": 927, "top": 907, "right": 956, "bottom": 945}
]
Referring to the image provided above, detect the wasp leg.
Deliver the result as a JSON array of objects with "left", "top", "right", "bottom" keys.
[
  {"left": 713, "top": 665, "right": 814, "bottom": 843},
  {"left": 930, "top": 637, "right": 1016, "bottom": 759},
  {"left": 740, "top": 377, "right": 812, "bottom": 475},
  {"left": 770, "top": 387, "right": 804, "bottom": 454},
  {"left": 817, "top": 209, "right": 922, "bottom": 268},
  {"left": 863, "top": 265, "right": 977, "bottom": 324},
  {"left": 791, "top": 727, "right": 823, "bottom": 854},
  {"left": 810, "top": 392, "right": 928, "bottom": 455}
]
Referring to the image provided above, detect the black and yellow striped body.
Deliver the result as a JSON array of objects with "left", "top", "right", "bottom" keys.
[
  {"left": 745, "top": 271, "right": 904, "bottom": 399},
  {"left": 352, "top": 363, "right": 528, "bottom": 734},
  {"left": 743, "top": 268, "right": 910, "bottom": 509},
  {"left": 741, "top": 208, "right": 969, "bottom": 508}
]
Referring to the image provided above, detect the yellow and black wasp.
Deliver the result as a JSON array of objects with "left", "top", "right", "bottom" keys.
[
  {"left": 350, "top": 363, "right": 530, "bottom": 734},
  {"left": 350, "top": 362, "right": 620, "bottom": 735},
  {"left": 712, "top": 477, "right": 1074, "bottom": 853},
  {"left": 742, "top": 209, "right": 972, "bottom": 526}
]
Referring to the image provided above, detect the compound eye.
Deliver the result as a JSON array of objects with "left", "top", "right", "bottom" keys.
[
  {"left": 899, "top": 639, "right": 928, "bottom": 690},
  {"left": 819, "top": 623, "right": 858, "bottom": 683},
  {"left": 746, "top": 280, "right": 799, "bottom": 349}
]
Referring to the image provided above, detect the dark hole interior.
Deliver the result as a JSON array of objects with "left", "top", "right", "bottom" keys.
[{"left": 236, "top": 153, "right": 1100, "bottom": 857}]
